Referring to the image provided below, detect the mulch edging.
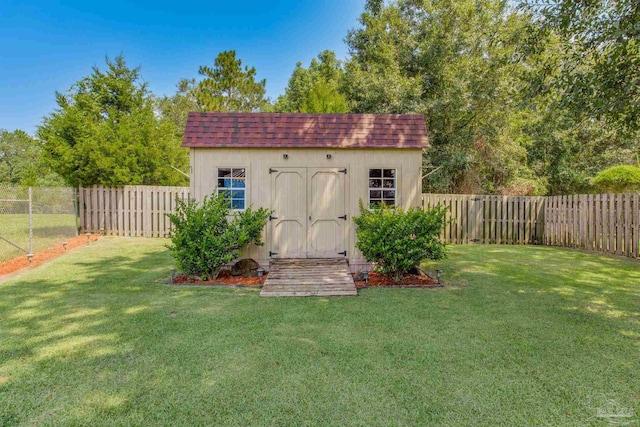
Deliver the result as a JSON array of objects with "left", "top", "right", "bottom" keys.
[
  {"left": 353, "top": 272, "right": 440, "bottom": 289},
  {"left": 0, "top": 234, "right": 101, "bottom": 279},
  {"left": 168, "top": 282, "right": 262, "bottom": 289},
  {"left": 169, "top": 270, "right": 264, "bottom": 288},
  {"left": 356, "top": 284, "right": 441, "bottom": 289},
  {"left": 169, "top": 270, "right": 442, "bottom": 290}
]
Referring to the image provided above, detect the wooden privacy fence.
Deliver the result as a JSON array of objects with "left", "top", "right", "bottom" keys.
[
  {"left": 78, "top": 186, "right": 639, "bottom": 260},
  {"left": 79, "top": 185, "right": 190, "bottom": 238},
  {"left": 422, "top": 194, "right": 546, "bottom": 245},
  {"left": 544, "top": 193, "right": 640, "bottom": 258},
  {"left": 423, "top": 192, "right": 640, "bottom": 259}
]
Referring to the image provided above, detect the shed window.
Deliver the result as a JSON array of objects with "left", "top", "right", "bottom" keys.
[
  {"left": 217, "top": 168, "right": 246, "bottom": 210},
  {"left": 368, "top": 168, "right": 396, "bottom": 207}
]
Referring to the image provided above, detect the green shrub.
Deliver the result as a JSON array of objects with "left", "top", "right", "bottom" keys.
[
  {"left": 167, "top": 193, "right": 271, "bottom": 280},
  {"left": 592, "top": 165, "right": 640, "bottom": 193},
  {"left": 353, "top": 201, "right": 448, "bottom": 282}
]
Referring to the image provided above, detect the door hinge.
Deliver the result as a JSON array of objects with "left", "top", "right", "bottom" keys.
[
  {"left": 339, "top": 168, "right": 347, "bottom": 174},
  {"left": 338, "top": 251, "right": 347, "bottom": 256},
  {"left": 269, "top": 251, "right": 278, "bottom": 257},
  {"left": 269, "top": 215, "right": 278, "bottom": 221},
  {"left": 269, "top": 168, "right": 278, "bottom": 174},
  {"left": 338, "top": 215, "right": 347, "bottom": 220}
]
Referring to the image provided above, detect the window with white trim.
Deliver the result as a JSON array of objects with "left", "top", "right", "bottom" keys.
[
  {"left": 217, "top": 168, "right": 246, "bottom": 210},
  {"left": 368, "top": 168, "right": 396, "bottom": 207}
]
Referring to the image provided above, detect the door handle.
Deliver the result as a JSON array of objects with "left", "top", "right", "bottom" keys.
[{"left": 309, "top": 215, "right": 312, "bottom": 221}]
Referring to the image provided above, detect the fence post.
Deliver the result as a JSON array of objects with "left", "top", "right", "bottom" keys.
[
  {"left": 73, "top": 187, "right": 80, "bottom": 236},
  {"left": 28, "top": 186, "right": 33, "bottom": 256},
  {"left": 78, "top": 186, "right": 83, "bottom": 232}
]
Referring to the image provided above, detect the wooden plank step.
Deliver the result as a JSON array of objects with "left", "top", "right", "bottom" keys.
[
  {"left": 261, "top": 258, "right": 356, "bottom": 297},
  {"left": 264, "top": 283, "right": 354, "bottom": 288},
  {"left": 269, "top": 277, "right": 353, "bottom": 285},
  {"left": 272, "top": 261, "right": 347, "bottom": 264},
  {"left": 269, "top": 266, "right": 350, "bottom": 271},
  {"left": 272, "top": 259, "right": 347, "bottom": 263},
  {"left": 267, "top": 274, "right": 353, "bottom": 283},
  {"left": 269, "top": 266, "right": 348, "bottom": 270},
  {"left": 266, "top": 272, "right": 352, "bottom": 277},
  {"left": 265, "top": 275, "right": 353, "bottom": 280},
  {"left": 270, "top": 264, "right": 348, "bottom": 269},
  {"left": 261, "top": 291, "right": 357, "bottom": 297},
  {"left": 260, "top": 284, "right": 351, "bottom": 290},
  {"left": 266, "top": 279, "right": 353, "bottom": 282}
]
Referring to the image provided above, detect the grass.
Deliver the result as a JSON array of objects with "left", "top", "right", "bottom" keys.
[
  {"left": 0, "top": 214, "right": 78, "bottom": 262},
  {"left": 0, "top": 239, "right": 638, "bottom": 426}
]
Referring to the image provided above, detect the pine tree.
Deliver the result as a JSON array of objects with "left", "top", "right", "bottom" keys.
[{"left": 194, "top": 51, "right": 268, "bottom": 112}]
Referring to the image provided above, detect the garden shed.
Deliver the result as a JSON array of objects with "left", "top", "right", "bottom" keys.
[{"left": 182, "top": 112, "right": 428, "bottom": 271}]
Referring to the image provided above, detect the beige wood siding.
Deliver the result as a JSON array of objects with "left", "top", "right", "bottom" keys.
[{"left": 190, "top": 147, "right": 423, "bottom": 269}]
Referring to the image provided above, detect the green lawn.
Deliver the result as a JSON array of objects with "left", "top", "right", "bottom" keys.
[
  {"left": 0, "top": 214, "right": 78, "bottom": 262},
  {"left": 1, "top": 239, "right": 638, "bottom": 426}
]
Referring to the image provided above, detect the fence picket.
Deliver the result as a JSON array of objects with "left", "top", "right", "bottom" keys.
[
  {"left": 75, "top": 188, "right": 639, "bottom": 259},
  {"left": 78, "top": 186, "right": 85, "bottom": 232},
  {"left": 634, "top": 193, "right": 640, "bottom": 258},
  {"left": 604, "top": 194, "right": 610, "bottom": 252},
  {"left": 624, "top": 193, "right": 631, "bottom": 257},
  {"left": 78, "top": 185, "right": 190, "bottom": 238},
  {"left": 615, "top": 194, "right": 622, "bottom": 254},
  {"left": 608, "top": 194, "right": 615, "bottom": 254},
  {"left": 137, "top": 188, "right": 143, "bottom": 238}
]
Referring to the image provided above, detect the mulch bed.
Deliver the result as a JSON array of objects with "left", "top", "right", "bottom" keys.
[
  {"left": 0, "top": 234, "right": 100, "bottom": 277},
  {"left": 171, "top": 270, "right": 265, "bottom": 287},
  {"left": 172, "top": 270, "right": 439, "bottom": 289},
  {"left": 353, "top": 271, "right": 439, "bottom": 288}
]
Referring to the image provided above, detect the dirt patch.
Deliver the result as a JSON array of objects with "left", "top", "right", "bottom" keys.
[
  {"left": 171, "top": 269, "right": 265, "bottom": 287},
  {"left": 353, "top": 271, "right": 439, "bottom": 288},
  {"left": 0, "top": 234, "right": 100, "bottom": 277}
]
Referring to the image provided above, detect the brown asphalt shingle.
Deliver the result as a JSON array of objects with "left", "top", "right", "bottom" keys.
[{"left": 181, "top": 112, "right": 429, "bottom": 149}]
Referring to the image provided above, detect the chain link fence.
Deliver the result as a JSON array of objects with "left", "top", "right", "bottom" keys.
[{"left": 0, "top": 186, "right": 79, "bottom": 263}]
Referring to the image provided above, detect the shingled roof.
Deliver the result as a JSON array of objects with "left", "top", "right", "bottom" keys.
[{"left": 181, "top": 112, "right": 429, "bottom": 149}]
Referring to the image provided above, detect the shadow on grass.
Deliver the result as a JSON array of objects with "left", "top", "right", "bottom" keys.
[
  {"left": 0, "top": 240, "right": 261, "bottom": 424},
  {"left": 439, "top": 245, "right": 640, "bottom": 334},
  {"left": 1, "top": 241, "right": 639, "bottom": 425}
]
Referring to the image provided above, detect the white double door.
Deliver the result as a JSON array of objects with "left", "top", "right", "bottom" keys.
[{"left": 270, "top": 167, "right": 347, "bottom": 258}]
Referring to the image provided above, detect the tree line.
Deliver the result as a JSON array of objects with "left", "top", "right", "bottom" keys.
[{"left": 1, "top": 0, "right": 638, "bottom": 194}]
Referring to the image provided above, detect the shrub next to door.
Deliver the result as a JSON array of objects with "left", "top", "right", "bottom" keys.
[
  {"left": 353, "top": 201, "right": 448, "bottom": 282},
  {"left": 182, "top": 112, "right": 430, "bottom": 271},
  {"left": 166, "top": 193, "right": 271, "bottom": 280}
]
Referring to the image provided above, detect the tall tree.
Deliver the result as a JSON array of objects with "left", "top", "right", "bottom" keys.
[
  {"left": 193, "top": 50, "right": 268, "bottom": 112},
  {"left": 156, "top": 78, "right": 200, "bottom": 163},
  {"left": 157, "top": 78, "right": 199, "bottom": 130},
  {"left": 275, "top": 50, "right": 348, "bottom": 113},
  {"left": 301, "top": 80, "right": 348, "bottom": 113},
  {"left": 38, "top": 55, "right": 188, "bottom": 187},
  {"left": 344, "top": 0, "right": 540, "bottom": 194},
  {"left": 522, "top": 0, "right": 640, "bottom": 133},
  {"left": 0, "top": 130, "right": 64, "bottom": 186},
  {"left": 0, "top": 130, "right": 39, "bottom": 184},
  {"left": 515, "top": 1, "right": 640, "bottom": 193}
]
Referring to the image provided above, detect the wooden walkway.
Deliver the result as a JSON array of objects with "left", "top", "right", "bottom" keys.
[{"left": 260, "top": 259, "right": 357, "bottom": 297}]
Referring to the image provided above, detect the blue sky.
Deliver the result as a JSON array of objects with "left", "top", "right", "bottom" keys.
[{"left": 0, "top": 0, "right": 366, "bottom": 134}]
